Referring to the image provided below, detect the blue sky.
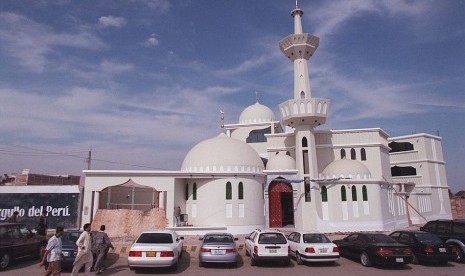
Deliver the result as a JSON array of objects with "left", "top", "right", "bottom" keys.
[{"left": 0, "top": 0, "right": 463, "bottom": 192}]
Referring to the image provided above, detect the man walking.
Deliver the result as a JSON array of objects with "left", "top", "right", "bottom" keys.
[
  {"left": 92, "top": 225, "right": 114, "bottom": 274},
  {"left": 36, "top": 210, "right": 49, "bottom": 236},
  {"left": 72, "top": 223, "right": 93, "bottom": 276},
  {"left": 40, "top": 226, "right": 64, "bottom": 276},
  {"left": 6, "top": 211, "right": 19, "bottom": 222}
]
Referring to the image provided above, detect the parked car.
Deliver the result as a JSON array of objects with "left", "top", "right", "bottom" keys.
[
  {"left": 198, "top": 232, "right": 239, "bottom": 267},
  {"left": 127, "top": 230, "right": 183, "bottom": 271},
  {"left": 287, "top": 231, "right": 339, "bottom": 265},
  {"left": 245, "top": 229, "right": 290, "bottom": 266},
  {"left": 389, "top": 230, "right": 457, "bottom": 265},
  {"left": 333, "top": 233, "right": 413, "bottom": 267},
  {"left": 420, "top": 219, "right": 465, "bottom": 263},
  {"left": 0, "top": 222, "right": 47, "bottom": 270},
  {"left": 60, "top": 230, "right": 83, "bottom": 269}
]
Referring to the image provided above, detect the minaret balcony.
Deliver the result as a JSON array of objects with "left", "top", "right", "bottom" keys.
[
  {"left": 279, "top": 34, "right": 320, "bottom": 61},
  {"left": 279, "top": 98, "right": 330, "bottom": 127}
]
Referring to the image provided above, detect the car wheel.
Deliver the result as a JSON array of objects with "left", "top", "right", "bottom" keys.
[
  {"left": 198, "top": 261, "right": 204, "bottom": 267},
  {"left": 250, "top": 257, "right": 256, "bottom": 266},
  {"left": 129, "top": 266, "right": 135, "bottom": 271},
  {"left": 245, "top": 248, "right": 250, "bottom": 256},
  {"left": 457, "top": 247, "right": 465, "bottom": 263},
  {"left": 0, "top": 253, "right": 11, "bottom": 270},
  {"left": 171, "top": 262, "right": 178, "bottom": 271},
  {"left": 282, "top": 258, "right": 290, "bottom": 266},
  {"left": 296, "top": 252, "right": 304, "bottom": 265},
  {"left": 360, "top": 252, "right": 372, "bottom": 267},
  {"left": 411, "top": 254, "right": 419, "bottom": 264}
]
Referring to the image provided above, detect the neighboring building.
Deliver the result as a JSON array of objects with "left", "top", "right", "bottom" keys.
[{"left": 81, "top": 3, "right": 451, "bottom": 235}]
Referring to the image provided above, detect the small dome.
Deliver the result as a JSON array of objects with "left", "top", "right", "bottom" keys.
[
  {"left": 239, "top": 102, "right": 274, "bottom": 124},
  {"left": 266, "top": 153, "right": 296, "bottom": 170},
  {"left": 181, "top": 133, "right": 264, "bottom": 173},
  {"left": 321, "top": 159, "right": 371, "bottom": 180}
]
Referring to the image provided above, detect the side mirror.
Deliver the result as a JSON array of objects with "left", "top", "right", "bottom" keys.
[
  {"left": 179, "top": 237, "right": 184, "bottom": 240},
  {"left": 419, "top": 227, "right": 425, "bottom": 231},
  {"left": 245, "top": 236, "right": 250, "bottom": 240},
  {"left": 199, "top": 237, "right": 204, "bottom": 241},
  {"left": 234, "top": 237, "right": 238, "bottom": 241}
]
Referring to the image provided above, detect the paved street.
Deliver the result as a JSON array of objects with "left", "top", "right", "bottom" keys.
[{"left": 3, "top": 245, "right": 464, "bottom": 276}]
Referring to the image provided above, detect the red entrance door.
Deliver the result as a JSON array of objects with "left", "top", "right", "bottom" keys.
[{"left": 269, "top": 181, "right": 294, "bottom": 228}]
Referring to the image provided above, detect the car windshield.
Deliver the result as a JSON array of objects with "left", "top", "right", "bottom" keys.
[
  {"left": 258, "top": 233, "right": 287, "bottom": 244},
  {"left": 414, "top": 232, "right": 442, "bottom": 243},
  {"left": 366, "top": 234, "right": 395, "bottom": 243},
  {"left": 137, "top": 233, "right": 173, "bottom": 244},
  {"left": 203, "top": 235, "right": 233, "bottom": 244},
  {"left": 62, "top": 232, "right": 81, "bottom": 243},
  {"left": 303, "top": 234, "right": 331, "bottom": 243}
]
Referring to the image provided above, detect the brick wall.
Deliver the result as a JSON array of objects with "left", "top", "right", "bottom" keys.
[
  {"left": 92, "top": 208, "right": 167, "bottom": 242},
  {"left": 451, "top": 197, "right": 465, "bottom": 219}
]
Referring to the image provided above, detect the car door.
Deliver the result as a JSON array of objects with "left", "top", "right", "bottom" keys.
[
  {"left": 287, "top": 232, "right": 297, "bottom": 256},
  {"left": 245, "top": 232, "right": 256, "bottom": 255}
]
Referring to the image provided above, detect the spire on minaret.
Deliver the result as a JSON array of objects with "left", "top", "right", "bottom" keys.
[
  {"left": 291, "top": 0, "right": 304, "bottom": 34},
  {"left": 220, "top": 109, "right": 225, "bottom": 129}
]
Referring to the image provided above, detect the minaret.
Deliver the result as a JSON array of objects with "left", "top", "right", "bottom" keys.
[{"left": 278, "top": 1, "right": 330, "bottom": 229}]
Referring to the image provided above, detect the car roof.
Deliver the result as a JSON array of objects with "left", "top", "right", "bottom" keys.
[
  {"left": 291, "top": 230, "right": 325, "bottom": 235},
  {"left": 139, "top": 230, "right": 176, "bottom": 234},
  {"left": 204, "top": 232, "right": 234, "bottom": 236},
  {"left": 0, "top": 222, "right": 24, "bottom": 226}
]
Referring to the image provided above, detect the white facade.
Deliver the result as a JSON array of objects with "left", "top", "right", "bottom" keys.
[{"left": 81, "top": 4, "right": 451, "bottom": 234}]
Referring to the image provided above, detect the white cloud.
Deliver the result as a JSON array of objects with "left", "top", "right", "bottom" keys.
[
  {"left": 98, "top": 16, "right": 127, "bottom": 28},
  {"left": 144, "top": 34, "right": 159, "bottom": 47},
  {"left": 0, "top": 12, "right": 105, "bottom": 72},
  {"left": 131, "top": 0, "right": 171, "bottom": 12}
]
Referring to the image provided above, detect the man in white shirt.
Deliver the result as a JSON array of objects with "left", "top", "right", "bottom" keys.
[
  {"left": 40, "top": 226, "right": 64, "bottom": 276},
  {"left": 72, "top": 223, "right": 93, "bottom": 275}
]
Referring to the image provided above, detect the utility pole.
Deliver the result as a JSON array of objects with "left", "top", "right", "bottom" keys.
[{"left": 86, "top": 148, "right": 92, "bottom": 170}]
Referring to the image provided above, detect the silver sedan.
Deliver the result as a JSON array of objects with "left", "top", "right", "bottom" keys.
[{"left": 198, "top": 232, "right": 239, "bottom": 267}]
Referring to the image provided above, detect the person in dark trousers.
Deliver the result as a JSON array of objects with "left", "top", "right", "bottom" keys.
[
  {"left": 36, "top": 210, "right": 49, "bottom": 236},
  {"left": 6, "top": 211, "right": 19, "bottom": 222},
  {"left": 40, "top": 226, "right": 64, "bottom": 276},
  {"left": 92, "top": 225, "right": 114, "bottom": 274}
]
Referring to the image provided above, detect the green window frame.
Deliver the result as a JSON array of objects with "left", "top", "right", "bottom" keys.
[
  {"left": 238, "top": 182, "right": 244, "bottom": 200},
  {"left": 321, "top": 186, "right": 328, "bottom": 202},
  {"left": 362, "top": 185, "right": 368, "bottom": 201},
  {"left": 341, "top": 186, "right": 347, "bottom": 201},
  {"left": 193, "top": 183, "right": 197, "bottom": 200},
  {"left": 226, "top": 182, "right": 232, "bottom": 200},
  {"left": 352, "top": 186, "right": 358, "bottom": 201}
]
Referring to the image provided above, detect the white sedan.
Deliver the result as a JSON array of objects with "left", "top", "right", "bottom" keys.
[
  {"left": 287, "top": 231, "right": 339, "bottom": 265},
  {"left": 127, "top": 230, "right": 184, "bottom": 271}
]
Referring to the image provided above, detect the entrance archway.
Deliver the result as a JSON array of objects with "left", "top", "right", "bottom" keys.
[{"left": 268, "top": 180, "right": 294, "bottom": 227}]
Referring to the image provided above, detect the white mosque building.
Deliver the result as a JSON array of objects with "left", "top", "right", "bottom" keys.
[{"left": 81, "top": 4, "right": 452, "bottom": 234}]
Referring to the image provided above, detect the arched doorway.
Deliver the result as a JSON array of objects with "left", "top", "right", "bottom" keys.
[{"left": 268, "top": 180, "right": 294, "bottom": 227}]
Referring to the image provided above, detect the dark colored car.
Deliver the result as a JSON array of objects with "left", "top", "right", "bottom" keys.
[
  {"left": 0, "top": 222, "right": 47, "bottom": 270},
  {"left": 389, "top": 230, "right": 456, "bottom": 264},
  {"left": 420, "top": 219, "right": 465, "bottom": 263},
  {"left": 333, "top": 233, "right": 413, "bottom": 267},
  {"left": 60, "top": 230, "right": 83, "bottom": 268}
]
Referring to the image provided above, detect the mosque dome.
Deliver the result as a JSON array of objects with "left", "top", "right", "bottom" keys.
[
  {"left": 239, "top": 102, "right": 275, "bottom": 124},
  {"left": 181, "top": 133, "right": 264, "bottom": 173},
  {"left": 321, "top": 159, "right": 371, "bottom": 180},
  {"left": 266, "top": 153, "right": 296, "bottom": 170}
]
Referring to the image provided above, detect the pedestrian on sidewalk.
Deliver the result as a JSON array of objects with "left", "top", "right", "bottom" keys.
[
  {"left": 92, "top": 225, "right": 114, "bottom": 274},
  {"left": 40, "top": 226, "right": 64, "bottom": 276},
  {"left": 71, "top": 223, "right": 93, "bottom": 276}
]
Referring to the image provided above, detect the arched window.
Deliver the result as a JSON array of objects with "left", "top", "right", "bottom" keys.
[
  {"left": 321, "top": 186, "right": 328, "bottom": 202},
  {"left": 226, "top": 182, "right": 232, "bottom": 200},
  {"left": 341, "top": 149, "right": 346, "bottom": 159},
  {"left": 300, "top": 91, "right": 305, "bottom": 99},
  {"left": 302, "top": 137, "right": 308, "bottom": 147},
  {"left": 361, "top": 148, "right": 367, "bottom": 161},
  {"left": 362, "top": 185, "right": 368, "bottom": 201},
  {"left": 351, "top": 148, "right": 356, "bottom": 160},
  {"left": 238, "top": 182, "right": 244, "bottom": 200},
  {"left": 193, "top": 183, "right": 197, "bottom": 200},
  {"left": 341, "top": 186, "right": 347, "bottom": 201},
  {"left": 185, "top": 183, "right": 189, "bottom": 200},
  {"left": 352, "top": 186, "right": 358, "bottom": 201}
]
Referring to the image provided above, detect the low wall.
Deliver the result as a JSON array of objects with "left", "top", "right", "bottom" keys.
[
  {"left": 92, "top": 208, "right": 167, "bottom": 242},
  {"left": 451, "top": 197, "right": 465, "bottom": 219}
]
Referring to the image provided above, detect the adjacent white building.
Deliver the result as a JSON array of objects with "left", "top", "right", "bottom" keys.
[{"left": 81, "top": 3, "right": 451, "bottom": 235}]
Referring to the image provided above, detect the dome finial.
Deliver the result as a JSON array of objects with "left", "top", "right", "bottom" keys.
[
  {"left": 220, "top": 109, "right": 225, "bottom": 128},
  {"left": 255, "top": 91, "right": 260, "bottom": 103}
]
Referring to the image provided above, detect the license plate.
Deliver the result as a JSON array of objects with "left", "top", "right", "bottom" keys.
[
  {"left": 211, "top": 249, "right": 226, "bottom": 255},
  {"left": 396, "top": 258, "right": 404, "bottom": 262},
  {"left": 62, "top": 252, "right": 69, "bottom": 257},
  {"left": 439, "top": 248, "right": 446, "bottom": 252},
  {"left": 146, "top": 251, "right": 156, "bottom": 257},
  {"left": 269, "top": 249, "right": 277, "bottom": 253},
  {"left": 319, "top": 248, "right": 328, "bottom": 253}
]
